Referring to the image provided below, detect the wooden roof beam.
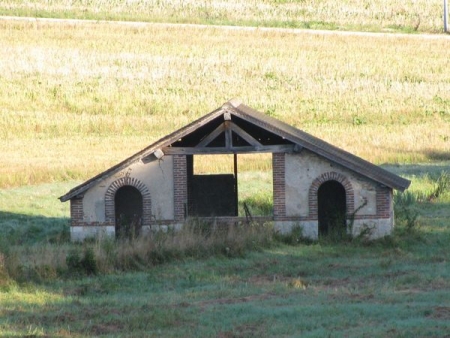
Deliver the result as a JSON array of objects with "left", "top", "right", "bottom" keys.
[
  {"left": 196, "top": 123, "right": 226, "bottom": 147},
  {"left": 162, "top": 144, "right": 294, "bottom": 155},
  {"left": 229, "top": 123, "right": 263, "bottom": 147}
]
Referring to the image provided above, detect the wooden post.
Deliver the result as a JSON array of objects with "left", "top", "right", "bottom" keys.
[
  {"left": 234, "top": 153, "right": 238, "bottom": 216},
  {"left": 445, "top": 0, "right": 449, "bottom": 33}
]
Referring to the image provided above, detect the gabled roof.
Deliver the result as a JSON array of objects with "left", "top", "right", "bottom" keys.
[{"left": 59, "top": 99, "right": 410, "bottom": 202}]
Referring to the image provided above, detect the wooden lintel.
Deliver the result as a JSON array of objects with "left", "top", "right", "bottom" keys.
[{"left": 162, "top": 144, "right": 294, "bottom": 155}]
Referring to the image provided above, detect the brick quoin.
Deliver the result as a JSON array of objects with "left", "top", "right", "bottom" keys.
[
  {"left": 70, "top": 198, "right": 84, "bottom": 226},
  {"left": 272, "top": 153, "right": 286, "bottom": 220},
  {"left": 376, "top": 185, "right": 392, "bottom": 219},
  {"left": 173, "top": 155, "right": 188, "bottom": 221}
]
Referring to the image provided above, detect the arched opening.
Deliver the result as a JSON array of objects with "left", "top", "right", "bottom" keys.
[
  {"left": 318, "top": 180, "right": 347, "bottom": 237},
  {"left": 115, "top": 185, "right": 143, "bottom": 239}
]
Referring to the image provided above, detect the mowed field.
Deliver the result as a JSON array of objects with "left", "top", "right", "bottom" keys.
[
  {"left": 0, "top": 18, "right": 449, "bottom": 188},
  {"left": 1, "top": 2, "right": 450, "bottom": 337},
  {"left": 0, "top": 0, "right": 446, "bottom": 33}
]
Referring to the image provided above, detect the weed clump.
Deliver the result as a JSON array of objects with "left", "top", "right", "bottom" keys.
[
  {"left": 66, "top": 247, "right": 98, "bottom": 276},
  {"left": 274, "top": 224, "right": 313, "bottom": 245},
  {"left": 3, "top": 220, "right": 274, "bottom": 282},
  {"left": 394, "top": 190, "right": 420, "bottom": 231},
  {"left": 427, "top": 171, "right": 450, "bottom": 201}
]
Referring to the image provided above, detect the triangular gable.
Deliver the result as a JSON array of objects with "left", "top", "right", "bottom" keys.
[{"left": 59, "top": 99, "right": 410, "bottom": 202}]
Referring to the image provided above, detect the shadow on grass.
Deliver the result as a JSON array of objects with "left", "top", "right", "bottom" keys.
[
  {"left": 0, "top": 211, "right": 69, "bottom": 246},
  {"left": 2, "top": 218, "right": 450, "bottom": 337},
  {"left": 1, "top": 197, "right": 450, "bottom": 337},
  {"left": 381, "top": 161, "right": 450, "bottom": 179}
]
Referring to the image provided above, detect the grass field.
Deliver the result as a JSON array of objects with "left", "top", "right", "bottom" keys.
[
  {"left": 1, "top": 2, "right": 450, "bottom": 337},
  {"left": 0, "top": 0, "right": 446, "bottom": 33},
  {"left": 2, "top": 237, "right": 450, "bottom": 337},
  {"left": 1, "top": 18, "right": 449, "bottom": 188},
  {"left": 1, "top": 166, "right": 449, "bottom": 336}
]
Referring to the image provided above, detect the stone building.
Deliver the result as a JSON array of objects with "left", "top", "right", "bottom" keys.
[{"left": 59, "top": 99, "right": 410, "bottom": 241}]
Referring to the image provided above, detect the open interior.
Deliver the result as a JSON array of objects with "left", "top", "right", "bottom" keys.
[
  {"left": 161, "top": 110, "right": 295, "bottom": 221},
  {"left": 187, "top": 153, "right": 273, "bottom": 219},
  {"left": 236, "top": 153, "right": 273, "bottom": 218}
]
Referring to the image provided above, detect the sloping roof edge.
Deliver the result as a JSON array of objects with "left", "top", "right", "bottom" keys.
[
  {"left": 230, "top": 101, "right": 410, "bottom": 192},
  {"left": 59, "top": 105, "right": 226, "bottom": 202},
  {"left": 60, "top": 99, "right": 410, "bottom": 202}
]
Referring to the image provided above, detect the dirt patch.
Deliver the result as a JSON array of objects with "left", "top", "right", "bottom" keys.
[
  {"left": 320, "top": 277, "right": 351, "bottom": 288},
  {"left": 328, "top": 292, "right": 375, "bottom": 303},
  {"left": 90, "top": 323, "right": 124, "bottom": 335},
  {"left": 47, "top": 312, "right": 77, "bottom": 324},
  {"left": 247, "top": 274, "right": 286, "bottom": 285},
  {"left": 247, "top": 274, "right": 308, "bottom": 288},
  {"left": 196, "top": 292, "right": 277, "bottom": 309},
  {"left": 54, "top": 329, "right": 73, "bottom": 337},
  {"left": 217, "top": 322, "right": 267, "bottom": 338},
  {"left": 427, "top": 306, "right": 450, "bottom": 320}
]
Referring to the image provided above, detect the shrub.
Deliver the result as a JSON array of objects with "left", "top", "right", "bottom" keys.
[
  {"left": 66, "top": 249, "right": 82, "bottom": 272},
  {"left": 427, "top": 171, "right": 450, "bottom": 201},
  {"left": 394, "top": 190, "right": 420, "bottom": 231},
  {"left": 66, "top": 247, "right": 98, "bottom": 276},
  {"left": 80, "top": 247, "right": 98, "bottom": 275}
]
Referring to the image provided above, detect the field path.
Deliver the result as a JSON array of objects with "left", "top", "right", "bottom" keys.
[{"left": 1, "top": 15, "right": 449, "bottom": 40}]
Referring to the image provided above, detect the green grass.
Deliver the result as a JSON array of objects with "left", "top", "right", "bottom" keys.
[
  {"left": 0, "top": 165, "right": 449, "bottom": 337},
  {"left": 0, "top": 182, "right": 73, "bottom": 245},
  {"left": 1, "top": 232, "right": 450, "bottom": 337},
  {"left": 0, "top": 3, "right": 450, "bottom": 336}
]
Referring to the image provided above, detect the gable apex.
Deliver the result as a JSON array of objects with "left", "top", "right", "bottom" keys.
[{"left": 59, "top": 99, "right": 410, "bottom": 202}]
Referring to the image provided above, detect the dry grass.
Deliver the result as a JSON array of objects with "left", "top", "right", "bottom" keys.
[
  {"left": 0, "top": 0, "right": 445, "bottom": 33},
  {"left": 1, "top": 19, "right": 449, "bottom": 188},
  {"left": 3, "top": 220, "right": 273, "bottom": 281}
]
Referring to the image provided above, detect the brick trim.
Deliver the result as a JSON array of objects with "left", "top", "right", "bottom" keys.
[
  {"left": 173, "top": 155, "right": 188, "bottom": 221},
  {"left": 105, "top": 176, "right": 152, "bottom": 228},
  {"left": 308, "top": 172, "right": 354, "bottom": 219},
  {"left": 70, "top": 198, "right": 84, "bottom": 227},
  {"left": 273, "top": 153, "right": 286, "bottom": 220},
  {"left": 376, "top": 185, "right": 392, "bottom": 219}
]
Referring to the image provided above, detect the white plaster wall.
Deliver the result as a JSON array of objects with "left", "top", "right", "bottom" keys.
[
  {"left": 275, "top": 220, "right": 318, "bottom": 240},
  {"left": 285, "top": 150, "right": 377, "bottom": 217},
  {"left": 71, "top": 226, "right": 115, "bottom": 242},
  {"left": 275, "top": 218, "right": 393, "bottom": 240},
  {"left": 351, "top": 219, "right": 393, "bottom": 239},
  {"left": 82, "top": 156, "right": 174, "bottom": 222}
]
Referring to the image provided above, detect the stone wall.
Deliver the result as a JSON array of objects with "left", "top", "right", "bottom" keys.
[
  {"left": 70, "top": 150, "right": 394, "bottom": 241},
  {"left": 70, "top": 156, "right": 175, "bottom": 241},
  {"left": 274, "top": 150, "right": 394, "bottom": 239}
]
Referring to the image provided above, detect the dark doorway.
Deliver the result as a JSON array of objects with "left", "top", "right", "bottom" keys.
[
  {"left": 318, "top": 180, "right": 347, "bottom": 237},
  {"left": 190, "top": 174, "right": 237, "bottom": 216},
  {"left": 187, "top": 154, "right": 238, "bottom": 217},
  {"left": 115, "top": 186, "right": 143, "bottom": 239}
]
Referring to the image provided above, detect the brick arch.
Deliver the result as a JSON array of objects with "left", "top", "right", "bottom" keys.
[
  {"left": 308, "top": 172, "right": 354, "bottom": 219},
  {"left": 105, "top": 177, "right": 151, "bottom": 228}
]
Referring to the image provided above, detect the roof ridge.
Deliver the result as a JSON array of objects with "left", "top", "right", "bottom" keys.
[{"left": 60, "top": 100, "right": 410, "bottom": 202}]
